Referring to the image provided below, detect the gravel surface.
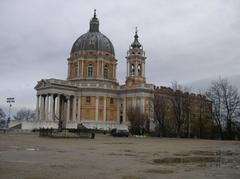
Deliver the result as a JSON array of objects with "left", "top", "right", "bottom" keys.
[{"left": 0, "top": 133, "right": 240, "bottom": 179}]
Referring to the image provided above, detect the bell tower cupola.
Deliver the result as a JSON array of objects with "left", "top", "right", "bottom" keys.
[{"left": 126, "top": 28, "right": 146, "bottom": 87}]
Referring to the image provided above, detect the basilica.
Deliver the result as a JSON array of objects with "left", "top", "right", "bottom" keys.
[{"left": 34, "top": 10, "right": 154, "bottom": 129}]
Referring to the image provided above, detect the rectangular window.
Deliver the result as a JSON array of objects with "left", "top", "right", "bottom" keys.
[
  {"left": 86, "top": 96, "right": 91, "bottom": 103},
  {"left": 110, "top": 98, "right": 114, "bottom": 104},
  {"left": 74, "top": 63, "right": 78, "bottom": 78},
  {"left": 88, "top": 64, "right": 93, "bottom": 77}
]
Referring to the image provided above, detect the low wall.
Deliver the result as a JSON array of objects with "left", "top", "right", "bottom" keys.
[{"left": 8, "top": 120, "right": 128, "bottom": 130}]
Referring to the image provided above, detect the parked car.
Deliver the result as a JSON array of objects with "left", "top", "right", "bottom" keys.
[{"left": 111, "top": 128, "right": 129, "bottom": 137}]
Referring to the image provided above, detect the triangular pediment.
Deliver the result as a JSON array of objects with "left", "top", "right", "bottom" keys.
[{"left": 34, "top": 79, "right": 51, "bottom": 90}]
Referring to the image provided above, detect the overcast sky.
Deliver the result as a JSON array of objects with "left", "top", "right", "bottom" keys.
[{"left": 0, "top": 0, "right": 240, "bottom": 110}]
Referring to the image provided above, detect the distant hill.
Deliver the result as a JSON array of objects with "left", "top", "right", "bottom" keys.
[{"left": 185, "top": 74, "right": 240, "bottom": 93}]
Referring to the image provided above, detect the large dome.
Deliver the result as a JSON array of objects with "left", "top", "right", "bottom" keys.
[
  {"left": 71, "top": 32, "right": 114, "bottom": 55},
  {"left": 71, "top": 11, "right": 115, "bottom": 55}
]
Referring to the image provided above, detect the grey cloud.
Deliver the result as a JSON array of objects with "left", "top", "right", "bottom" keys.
[{"left": 1, "top": 0, "right": 240, "bottom": 109}]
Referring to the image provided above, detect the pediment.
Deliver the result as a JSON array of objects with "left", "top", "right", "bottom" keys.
[{"left": 34, "top": 79, "right": 51, "bottom": 90}]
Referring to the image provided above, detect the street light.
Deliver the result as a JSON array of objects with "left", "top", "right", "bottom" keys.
[{"left": 6, "top": 97, "right": 15, "bottom": 128}]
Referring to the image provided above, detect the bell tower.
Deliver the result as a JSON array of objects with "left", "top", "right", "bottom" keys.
[{"left": 126, "top": 28, "right": 146, "bottom": 87}]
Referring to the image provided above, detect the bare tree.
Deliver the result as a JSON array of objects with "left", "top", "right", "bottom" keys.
[
  {"left": 171, "top": 90, "right": 184, "bottom": 137},
  {"left": 183, "top": 94, "right": 191, "bottom": 138},
  {"left": 0, "top": 108, "right": 6, "bottom": 127},
  {"left": 153, "top": 92, "right": 168, "bottom": 137},
  {"left": 127, "top": 107, "right": 148, "bottom": 135},
  {"left": 14, "top": 108, "right": 35, "bottom": 121},
  {"left": 206, "top": 78, "right": 240, "bottom": 139},
  {"left": 206, "top": 81, "right": 223, "bottom": 139},
  {"left": 0, "top": 108, "right": 6, "bottom": 120},
  {"left": 219, "top": 79, "right": 240, "bottom": 139},
  {"left": 171, "top": 81, "right": 190, "bottom": 137}
]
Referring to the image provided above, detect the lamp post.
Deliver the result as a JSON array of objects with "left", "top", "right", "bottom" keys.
[{"left": 6, "top": 97, "right": 15, "bottom": 128}]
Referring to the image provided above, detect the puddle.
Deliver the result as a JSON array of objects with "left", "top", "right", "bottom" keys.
[
  {"left": 108, "top": 152, "right": 137, "bottom": 157},
  {"left": 189, "top": 150, "right": 240, "bottom": 156},
  {"left": 122, "top": 176, "right": 140, "bottom": 179},
  {"left": 104, "top": 142, "right": 134, "bottom": 145},
  {"left": 153, "top": 156, "right": 217, "bottom": 164},
  {"left": 153, "top": 150, "right": 240, "bottom": 169},
  {"left": 144, "top": 168, "right": 174, "bottom": 174},
  {"left": 124, "top": 149, "right": 135, "bottom": 153},
  {"left": 26, "top": 148, "right": 39, "bottom": 151},
  {"left": 57, "top": 150, "right": 65, "bottom": 153}
]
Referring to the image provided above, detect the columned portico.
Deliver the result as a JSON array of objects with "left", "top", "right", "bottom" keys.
[
  {"left": 66, "top": 96, "right": 70, "bottom": 123},
  {"left": 40, "top": 95, "right": 45, "bottom": 121},
  {"left": 77, "top": 96, "right": 81, "bottom": 122},
  {"left": 123, "top": 96, "right": 126, "bottom": 122},
  {"left": 36, "top": 95, "right": 40, "bottom": 120},
  {"left": 72, "top": 96, "right": 77, "bottom": 121},
  {"left": 95, "top": 96, "right": 99, "bottom": 121},
  {"left": 56, "top": 94, "right": 61, "bottom": 120},
  {"left": 49, "top": 94, "right": 55, "bottom": 121},
  {"left": 103, "top": 96, "right": 106, "bottom": 121},
  {"left": 45, "top": 95, "right": 49, "bottom": 120},
  {"left": 117, "top": 97, "right": 120, "bottom": 122}
]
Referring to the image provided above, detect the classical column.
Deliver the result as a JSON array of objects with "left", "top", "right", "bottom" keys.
[
  {"left": 56, "top": 94, "right": 61, "bottom": 120},
  {"left": 141, "top": 97, "right": 145, "bottom": 113},
  {"left": 96, "top": 60, "right": 99, "bottom": 78},
  {"left": 50, "top": 94, "right": 55, "bottom": 121},
  {"left": 95, "top": 96, "right": 99, "bottom": 121},
  {"left": 103, "top": 96, "right": 106, "bottom": 121},
  {"left": 81, "top": 60, "right": 84, "bottom": 77},
  {"left": 72, "top": 96, "right": 77, "bottom": 121},
  {"left": 112, "top": 63, "right": 115, "bottom": 79},
  {"left": 117, "top": 97, "right": 120, "bottom": 122},
  {"left": 115, "top": 64, "right": 117, "bottom": 79},
  {"left": 66, "top": 96, "right": 70, "bottom": 123},
  {"left": 101, "top": 60, "right": 104, "bottom": 78},
  {"left": 62, "top": 96, "right": 68, "bottom": 128},
  {"left": 142, "top": 62, "right": 145, "bottom": 77},
  {"left": 40, "top": 95, "right": 45, "bottom": 121},
  {"left": 36, "top": 95, "right": 39, "bottom": 120},
  {"left": 132, "top": 96, "right": 136, "bottom": 108},
  {"left": 77, "top": 60, "right": 80, "bottom": 78},
  {"left": 45, "top": 95, "right": 49, "bottom": 120},
  {"left": 77, "top": 96, "right": 81, "bottom": 122},
  {"left": 68, "top": 62, "right": 71, "bottom": 79},
  {"left": 127, "top": 61, "right": 129, "bottom": 77},
  {"left": 123, "top": 97, "right": 126, "bottom": 122}
]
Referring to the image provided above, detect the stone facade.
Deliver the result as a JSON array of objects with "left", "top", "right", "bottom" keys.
[
  {"left": 33, "top": 11, "right": 212, "bottom": 132},
  {"left": 34, "top": 11, "right": 153, "bottom": 130},
  {"left": 154, "top": 86, "right": 213, "bottom": 138}
]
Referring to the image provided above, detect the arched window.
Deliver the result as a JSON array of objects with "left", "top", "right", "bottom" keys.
[
  {"left": 104, "top": 64, "right": 108, "bottom": 79},
  {"left": 88, "top": 64, "right": 93, "bottom": 77},
  {"left": 137, "top": 64, "right": 141, "bottom": 76},
  {"left": 74, "top": 63, "right": 78, "bottom": 78},
  {"left": 131, "top": 64, "right": 135, "bottom": 76}
]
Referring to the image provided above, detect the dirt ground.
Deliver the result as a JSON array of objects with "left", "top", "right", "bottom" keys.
[{"left": 0, "top": 133, "right": 240, "bottom": 179}]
